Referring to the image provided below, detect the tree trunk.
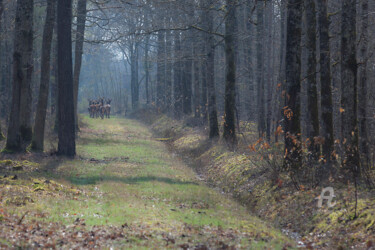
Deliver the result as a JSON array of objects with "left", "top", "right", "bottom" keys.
[
  {"left": 182, "top": 32, "right": 192, "bottom": 115},
  {"left": 245, "top": 3, "right": 254, "bottom": 121},
  {"left": 275, "top": 0, "right": 286, "bottom": 143},
  {"left": 57, "top": 0, "right": 76, "bottom": 157},
  {"left": 358, "top": 0, "right": 369, "bottom": 165},
  {"left": 31, "top": 0, "right": 57, "bottom": 151},
  {"left": 19, "top": 0, "right": 34, "bottom": 144},
  {"left": 0, "top": 0, "right": 4, "bottom": 140},
  {"left": 73, "top": 0, "right": 87, "bottom": 130},
  {"left": 6, "top": 0, "right": 34, "bottom": 151},
  {"left": 156, "top": 30, "right": 165, "bottom": 108},
  {"left": 340, "top": 0, "right": 360, "bottom": 174},
  {"left": 223, "top": 0, "right": 237, "bottom": 147},
  {"left": 256, "top": 1, "right": 265, "bottom": 138},
  {"left": 284, "top": 0, "right": 302, "bottom": 173},
  {"left": 204, "top": 1, "right": 219, "bottom": 138},
  {"left": 193, "top": 45, "right": 200, "bottom": 118},
  {"left": 174, "top": 31, "right": 183, "bottom": 118},
  {"left": 165, "top": 28, "right": 172, "bottom": 110},
  {"left": 317, "top": 0, "right": 334, "bottom": 162},
  {"left": 199, "top": 3, "right": 208, "bottom": 122},
  {"left": 265, "top": 0, "right": 273, "bottom": 142},
  {"left": 304, "top": 0, "right": 320, "bottom": 160},
  {"left": 145, "top": 36, "right": 150, "bottom": 105}
]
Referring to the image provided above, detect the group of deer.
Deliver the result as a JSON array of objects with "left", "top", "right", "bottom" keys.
[{"left": 88, "top": 98, "right": 111, "bottom": 119}]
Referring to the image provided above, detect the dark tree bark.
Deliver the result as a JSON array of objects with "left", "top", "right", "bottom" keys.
[
  {"left": 145, "top": 36, "right": 150, "bottom": 105},
  {"left": 0, "top": 0, "right": 3, "bottom": 25},
  {"left": 275, "top": 0, "right": 286, "bottom": 143},
  {"left": 174, "top": 31, "right": 183, "bottom": 118},
  {"left": 57, "top": 0, "right": 76, "bottom": 157},
  {"left": 358, "top": 0, "right": 369, "bottom": 164},
  {"left": 193, "top": 45, "right": 200, "bottom": 118},
  {"left": 144, "top": 4, "right": 151, "bottom": 105},
  {"left": 0, "top": 0, "right": 4, "bottom": 140},
  {"left": 223, "top": 0, "right": 237, "bottom": 147},
  {"left": 204, "top": 1, "right": 219, "bottom": 138},
  {"left": 304, "top": 0, "right": 320, "bottom": 159},
  {"left": 317, "top": 0, "right": 334, "bottom": 162},
  {"left": 0, "top": 123, "right": 3, "bottom": 140},
  {"left": 6, "top": 0, "right": 34, "bottom": 151},
  {"left": 199, "top": 2, "right": 208, "bottom": 121},
  {"left": 130, "top": 43, "right": 139, "bottom": 110},
  {"left": 340, "top": 0, "right": 360, "bottom": 173},
  {"left": 256, "top": 1, "right": 265, "bottom": 138},
  {"left": 265, "top": 0, "right": 273, "bottom": 142},
  {"left": 31, "top": 0, "right": 57, "bottom": 151},
  {"left": 73, "top": 0, "right": 87, "bottom": 130},
  {"left": 165, "top": 27, "right": 172, "bottom": 110},
  {"left": 156, "top": 30, "right": 165, "bottom": 108},
  {"left": 284, "top": 0, "right": 302, "bottom": 172},
  {"left": 245, "top": 3, "right": 254, "bottom": 121},
  {"left": 182, "top": 37, "right": 193, "bottom": 115}
]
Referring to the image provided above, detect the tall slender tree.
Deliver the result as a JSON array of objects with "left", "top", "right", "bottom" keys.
[
  {"left": 256, "top": 0, "right": 265, "bottom": 138},
  {"left": 317, "top": 0, "right": 334, "bottom": 163},
  {"left": 73, "top": 0, "right": 87, "bottom": 130},
  {"left": 156, "top": 29, "right": 165, "bottom": 109},
  {"left": 245, "top": 2, "right": 254, "bottom": 121},
  {"left": 5, "top": 0, "right": 34, "bottom": 151},
  {"left": 203, "top": 0, "right": 219, "bottom": 138},
  {"left": 165, "top": 24, "right": 172, "bottom": 110},
  {"left": 304, "top": 0, "right": 319, "bottom": 160},
  {"left": 174, "top": 31, "right": 183, "bottom": 118},
  {"left": 284, "top": 0, "right": 302, "bottom": 173},
  {"left": 57, "top": 0, "right": 76, "bottom": 157},
  {"left": 31, "top": 0, "right": 57, "bottom": 151},
  {"left": 340, "top": 0, "right": 360, "bottom": 173},
  {"left": 358, "top": 0, "right": 369, "bottom": 164},
  {"left": 223, "top": 0, "right": 237, "bottom": 146},
  {"left": 0, "top": 0, "right": 4, "bottom": 141}
]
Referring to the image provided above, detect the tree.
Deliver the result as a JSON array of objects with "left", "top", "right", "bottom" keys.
[
  {"left": 317, "top": 0, "right": 334, "bottom": 163},
  {"left": 203, "top": 0, "right": 219, "bottom": 138},
  {"left": 223, "top": 0, "right": 237, "bottom": 147},
  {"left": 130, "top": 42, "right": 139, "bottom": 110},
  {"left": 304, "top": 0, "right": 319, "bottom": 160},
  {"left": 358, "top": 0, "right": 369, "bottom": 165},
  {"left": 31, "top": 0, "right": 57, "bottom": 151},
  {"left": 174, "top": 31, "right": 183, "bottom": 118},
  {"left": 340, "top": 0, "right": 360, "bottom": 173},
  {"left": 275, "top": 0, "right": 286, "bottom": 143},
  {"left": 284, "top": 0, "right": 302, "bottom": 173},
  {"left": 165, "top": 24, "right": 172, "bottom": 110},
  {"left": 182, "top": 31, "right": 193, "bottom": 115},
  {"left": 73, "top": 0, "right": 88, "bottom": 130},
  {"left": 0, "top": 0, "right": 4, "bottom": 141},
  {"left": 5, "top": 0, "right": 34, "bottom": 151},
  {"left": 57, "top": 0, "right": 76, "bottom": 157},
  {"left": 156, "top": 29, "right": 165, "bottom": 109},
  {"left": 256, "top": 0, "right": 265, "bottom": 138},
  {"left": 244, "top": 2, "right": 255, "bottom": 121}
]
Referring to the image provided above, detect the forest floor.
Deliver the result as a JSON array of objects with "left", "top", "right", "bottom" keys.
[
  {"left": 0, "top": 116, "right": 292, "bottom": 249},
  {"left": 134, "top": 110, "right": 375, "bottom": 250}
]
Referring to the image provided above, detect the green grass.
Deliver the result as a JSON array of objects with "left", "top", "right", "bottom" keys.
[{"left": 3, "top": 115, "right": 292, "bottom": 248}]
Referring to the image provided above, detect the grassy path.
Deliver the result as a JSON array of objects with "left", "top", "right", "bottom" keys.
[{"left": 1, "top": 116, "right": 292, "bottom": 248}]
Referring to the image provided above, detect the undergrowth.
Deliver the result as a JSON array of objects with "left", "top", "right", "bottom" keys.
[{"left": 134, "top": 109, "right": 375, "bottom": 249}]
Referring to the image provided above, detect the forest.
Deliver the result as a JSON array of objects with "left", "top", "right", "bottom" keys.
[{"left": 0, "top": 0, "right": 375, "bottom": 248}]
